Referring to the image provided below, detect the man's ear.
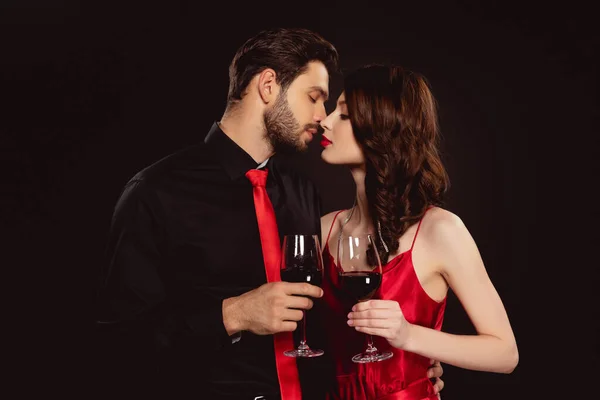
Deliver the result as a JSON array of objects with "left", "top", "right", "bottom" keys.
[{"left": 257, "top": 68, "right": 279, "bottom": 104}]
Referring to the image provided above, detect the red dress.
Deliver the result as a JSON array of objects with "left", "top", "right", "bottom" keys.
[{"left": 321, "top": 210, "right": 446, "bottom": 400}]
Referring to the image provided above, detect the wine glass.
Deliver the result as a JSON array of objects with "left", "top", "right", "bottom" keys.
[
  {"left": 337, "top": 233, "right": 394, "bottom": 363},
  {"left": 280, "top": 234, "right": 325, "bottom": 358}
]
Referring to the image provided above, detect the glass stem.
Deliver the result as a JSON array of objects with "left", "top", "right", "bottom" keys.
[
  {"left": 366, "top": 334, "right": 377, "bottom": 353},
  {"left": 298, "top": 310, "right": 309, "bottom": 350}
]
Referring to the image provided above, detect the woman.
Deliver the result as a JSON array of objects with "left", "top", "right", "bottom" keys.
[{"left": 318, "top": 64, "right": 518, "bottom": 399}]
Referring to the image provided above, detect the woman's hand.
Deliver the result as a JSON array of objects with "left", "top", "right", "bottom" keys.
[{"left": 347, "top": 299, "right": 412, "bottom": 349}]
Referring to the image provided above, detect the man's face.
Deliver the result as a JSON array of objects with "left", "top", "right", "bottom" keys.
[{"left": 264, "top": 61, "right": 329, "bottom": 153}]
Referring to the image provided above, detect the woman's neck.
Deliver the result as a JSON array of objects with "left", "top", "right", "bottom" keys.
[{"left": 344, "top": 166, "right": 374, "bottom": 234}]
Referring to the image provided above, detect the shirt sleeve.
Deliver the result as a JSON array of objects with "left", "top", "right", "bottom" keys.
[{"left": 94, "top": 179, "right": 234, "bottom": 375}]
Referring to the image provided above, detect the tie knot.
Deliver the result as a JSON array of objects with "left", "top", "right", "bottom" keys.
[{"left": 245, "top": 168, "right": 268, "bottom": 187}]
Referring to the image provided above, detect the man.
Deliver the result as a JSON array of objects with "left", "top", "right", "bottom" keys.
[{"left": 94, "top": 28, "right": 444, "bottom": 399}]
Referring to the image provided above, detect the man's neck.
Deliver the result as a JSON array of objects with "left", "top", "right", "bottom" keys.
[{"left": 218, "top": 107, "right": 274, "bottom": 164}]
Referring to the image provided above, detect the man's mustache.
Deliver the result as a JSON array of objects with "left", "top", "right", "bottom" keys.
[{"left": 303, "top": 124, "right": 323, "bottom": 134}]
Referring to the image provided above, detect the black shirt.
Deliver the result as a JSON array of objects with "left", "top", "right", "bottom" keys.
[{"left": 95, "top": 123, "right": 328, "bottom": 398}]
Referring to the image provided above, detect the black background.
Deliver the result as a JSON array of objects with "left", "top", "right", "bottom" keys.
[{"left": 2, "top": 0, "right": 597, "bottom": 398}]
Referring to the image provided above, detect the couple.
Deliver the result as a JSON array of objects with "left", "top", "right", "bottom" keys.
[{"left": 94, "top": 28, "right": 518, "bottom": 399}]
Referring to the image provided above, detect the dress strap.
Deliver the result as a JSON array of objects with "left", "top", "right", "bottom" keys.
[
  {"left": 325, "top": 210, "right": 345, "bottom": 246},
  {"left": 410, "top": 206, "right": 434, "bottom": 251}
]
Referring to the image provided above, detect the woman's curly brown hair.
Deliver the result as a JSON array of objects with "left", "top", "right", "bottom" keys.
[{"left": 344, "top": 64, "right": 450, "bottom": 263}]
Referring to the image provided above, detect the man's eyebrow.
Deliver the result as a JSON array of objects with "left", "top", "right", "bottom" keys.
[{"left": 309, "top": 86, "right": 329, "bottom": 100}]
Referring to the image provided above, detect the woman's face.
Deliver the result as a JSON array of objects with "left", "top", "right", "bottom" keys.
[{"left": 319, "top": 92, "right": 365, "bottom": 166}]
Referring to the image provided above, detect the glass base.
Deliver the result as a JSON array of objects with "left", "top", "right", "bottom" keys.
[
  {"left": 352, "top": 350, "right": 394, "bottom": 363},
  {"left": 284, "top": 348, "right": 324, "bottom": 358}
]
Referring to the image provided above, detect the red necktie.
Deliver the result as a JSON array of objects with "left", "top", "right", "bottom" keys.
[{"left": 245, "top": 168, "right": 302, "bottom": 400}]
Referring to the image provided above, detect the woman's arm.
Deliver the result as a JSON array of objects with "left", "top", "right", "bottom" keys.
[{"left": 349, "top": 210, "right": 519, "bottom": 373}]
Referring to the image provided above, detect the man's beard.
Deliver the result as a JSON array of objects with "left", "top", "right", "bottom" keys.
[{"left": 263, "top": 92, "right": 314, "bottom": 154}]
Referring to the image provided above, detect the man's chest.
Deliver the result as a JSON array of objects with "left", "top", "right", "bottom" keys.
[{"left": 159, "top": 181, "right": 318, "bottom": 290}]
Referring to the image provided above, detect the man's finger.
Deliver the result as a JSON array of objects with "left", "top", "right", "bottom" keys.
[
  {"left": 427, "top": 363, "right": 443, "bottom": 378},
  {"left": 282, "top": 309, "right": 304, "bottom": 322},
  {"left": 279, "top": 321, "right": 298, "bottom": 332},
  {"left": 284, "top": 282, "right": 323, "bottom": 298},
  {"left": 287, "top": 295, "right": 313, "bottom": 310},
  {"left": 433, "top": 377, "right": 444, "bottom": 394}
]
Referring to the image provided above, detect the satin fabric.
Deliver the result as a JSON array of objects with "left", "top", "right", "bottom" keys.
[
  {"left": 320, "top": 211, "right": 446, "bottom": 400},
  {"left": 246, "top": 168, "right": 302, "bottom": 400}
]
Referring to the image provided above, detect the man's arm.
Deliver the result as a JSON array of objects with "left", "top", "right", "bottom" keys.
[
  {"left": 94, "top": 179, "right": 323, "bottom": 370},
  {"left": 94, "top": 179, "right": 235, "bottom": 376}
]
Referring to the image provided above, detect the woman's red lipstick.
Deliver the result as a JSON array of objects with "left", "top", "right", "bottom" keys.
[{"left": 321, "top": 136, "right": 332, "bottom": 147}]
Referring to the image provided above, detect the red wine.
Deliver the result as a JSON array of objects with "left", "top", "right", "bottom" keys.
[
  {"left": 281, "top": 266, "right": 323, "bottom": 287},
  {"left": 339, "top": 271, "right": 382, "bottom": 301}
]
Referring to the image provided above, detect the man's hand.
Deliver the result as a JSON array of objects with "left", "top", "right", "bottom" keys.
[
  {"left": 223, "top": 282, "right": 323, "bottom": 335},
  {"left": 427, "top": 359, "right": 445, "bottom": 398}
]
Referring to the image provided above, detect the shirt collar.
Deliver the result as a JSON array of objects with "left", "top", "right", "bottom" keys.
[
  {"left": 204, "top": 122, "right": 269, "bottom": 180},
  {"left": 257, "top": 158, "right": 269, "bottom": 169}
]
